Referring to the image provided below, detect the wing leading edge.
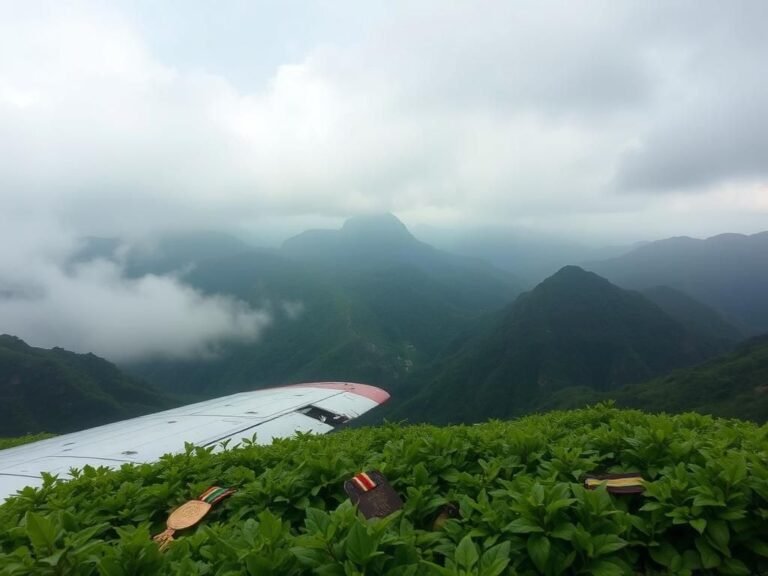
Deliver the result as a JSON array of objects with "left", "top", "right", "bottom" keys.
[{"left": 0, "top": 381, "right": 389, "bottom": 501}]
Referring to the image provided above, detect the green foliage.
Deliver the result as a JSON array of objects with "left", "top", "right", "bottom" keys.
[
  {"left": 540, "top": 335, "right": 768, "bottom": 423},
  {"left": 0, "top": 335, "right": 173, "bottom": 436},
  {"left": 641, "top": 285, "right": 742, "bottom": 353},
  {"left": 2, "top": 406, "right": 768, "bottom": 574}
]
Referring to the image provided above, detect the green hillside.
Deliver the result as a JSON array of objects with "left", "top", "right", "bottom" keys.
[
  {"left": 1, "top": 406, "right": 767, "bottom": 574},
  {"left": 388, "top": 267, "right": 718, "bottom": 424},
  {"left": 539, "top": 335, "right": 768, "bottom": 423},
  {"left": 640, "top": 286, "right": 742, "bottom": 354},
  {"left": 0, "top": 335, "right": 174, "bottom": 435},
  {"left": 127, "top": 216, "right": 521, "bottom": 396}
]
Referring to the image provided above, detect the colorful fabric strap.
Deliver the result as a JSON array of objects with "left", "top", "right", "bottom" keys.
[
  {"left": 153, "top": 485, "right": 236, "bottom": 551},
  {"left": 200, "top": 486, "right": 236, "bottom": 505},
  {"left": 351, "top": 472, "right": 377, "bottom": 492}
]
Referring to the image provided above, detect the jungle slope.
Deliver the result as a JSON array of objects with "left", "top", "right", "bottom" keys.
[
  {"left": 388, "top": 266, "right": 722, "bottom": 424},
  {"left": 0, "top": 335, "right": 174, "bottom": 436},
  {"left": 539, "top": 335, "right": 768, "bottom": 423}
]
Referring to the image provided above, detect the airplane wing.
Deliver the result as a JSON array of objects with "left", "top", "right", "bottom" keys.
[{"left": 0, "top": 381, "right": 389, "bottom": 501}]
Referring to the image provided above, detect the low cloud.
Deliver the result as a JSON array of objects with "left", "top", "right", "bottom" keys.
[{"left": 0, "top": 221, "right": 271, "bottom": 362}]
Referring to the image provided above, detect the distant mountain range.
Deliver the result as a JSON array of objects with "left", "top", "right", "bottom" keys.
[
  {"left": 586, "top": 231, "right": 768, "bottom": 334},
  {"left": 422, "top": 227, "right": 641, "bottom": 285},
  {"left": 0, "top": 335, "right": 172, "bottom": 435},
  {"left": 384, "top": 266, "right": 739, "bottom": 424},
  {"left": 43, "top": 219, "right": 767, "bottom": 430}
]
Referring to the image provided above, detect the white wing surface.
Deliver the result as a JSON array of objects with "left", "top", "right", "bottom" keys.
[{"left": 0, "top": 381, "right": 389, "bottom": 501}]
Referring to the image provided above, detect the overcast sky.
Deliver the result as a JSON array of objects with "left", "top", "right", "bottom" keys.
[{"left": 1, "top": 0, "right": 766, "bottom": 359}]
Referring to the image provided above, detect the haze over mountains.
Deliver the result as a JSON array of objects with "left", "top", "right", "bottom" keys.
[
  {"left": 125, "top": 214, "right": 522, "bottom": 396},
  {"left": 586, "top": 232, "right": 768, "bottom": 334},
  {"left": 2, "top": 213, "right": 767, "bottom": 435}
]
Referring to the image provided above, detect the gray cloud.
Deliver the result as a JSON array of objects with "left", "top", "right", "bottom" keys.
[
  {"left": 0, "top": 0, "right": 766, "bottom": 359},
  {"left": 616, "top": 92, "right": 768, "bottom": 192},
  {"left": 613, "top": 1, "right": 768, "bottom": 192}
]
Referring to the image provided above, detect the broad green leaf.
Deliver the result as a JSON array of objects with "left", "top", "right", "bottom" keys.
[
  {"left": 592, "top": 534, "right": 627, "bottom": 557},
  {"left": 587, "top": 559, "right": 625, "bottom": 576},
  {"left": 527, "top": 535, "right": 550, "bottom": 573},
  {"left": 455, "top": 534, "right": 479, "bottom": 570},
  {"left": 479, "top": 541, "right": 510, "bottom": 576},
  {"left": 707, "top": 520, "right": 730, "bottom": 556},
  {"left": 504, "top": 517, "right": 543, "bottom": 534},
  {"left": 695, "top": 537, "right": 720, "bottom": 569},
  {"left": 24, "top": 512, "right": 58, "bottom": 553},
  {"left": 690, "top": 518, "right": 706, "bottom": 534},
  {"left": 346, "top": 523, "right": 375, "bottom": 566}
]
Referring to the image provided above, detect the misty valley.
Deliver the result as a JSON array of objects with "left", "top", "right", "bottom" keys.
[
  {"left": 3, "top": 215, "right": 768, "bottom": 574},
  {"left": 3, "top": 214, "right": 768, "bottom": 435}
]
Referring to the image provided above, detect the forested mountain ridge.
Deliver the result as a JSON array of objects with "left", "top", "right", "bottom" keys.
[
  {"left": 640, "top": 285, "right": 742, "bottom": 354},
  {"left": 385, "top": 266, "right": 725, "bottom": 424},
  {"left": 537, "top": 335, "right": 768, "bottom": 423},
  {"left": 0, "top": 335, "right": 173, "bottom": 435},
  {"left": 586, "top": 231, "right": 768, "bottom": 334},
  {"left": 127, "top": 215, "right": 523, "bottom": 396}
]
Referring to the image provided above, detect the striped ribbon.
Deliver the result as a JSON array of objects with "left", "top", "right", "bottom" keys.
[
  {"left": 199, "top": 486, "right": 236, "bottom": 505},
  {"left": 351, "top": 472, "right": 377, "bottom": 492}
]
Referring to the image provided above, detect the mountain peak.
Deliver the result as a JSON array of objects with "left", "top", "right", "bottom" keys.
[
  {"left": 281, "top": 212, "right": 426, "bottom": 264},
  {"left": 340, "top": 212, "right": 415, "bottom": 241},
  {"left": 549, "top": 264, "right": 591, "bottom": 278},
  {"left": 538, "top": 265, "right": 612, "bottom": 290}
]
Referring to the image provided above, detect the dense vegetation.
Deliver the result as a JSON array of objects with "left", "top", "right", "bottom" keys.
[
  {"left": 640, "top": 286, "right": 742, "bottom": 354},
  {"left": 538, "top": 335, "right": 768, "bottom": 423},
  {"left": 0, "top": 335, "right": 173, "bottom": 436},
  {"left": 388, "top": 267, "right": 721, "bottom": 424},
  {"left": 1, "top": 406, "right": 767, "bottom": 574}
]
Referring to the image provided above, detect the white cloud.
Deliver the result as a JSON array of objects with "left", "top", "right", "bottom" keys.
[
  {"left": 0, "top": 217, "right": 271, "bottom": 361},
  {"left": 0, "top": 257, "right": 271, "bottom": 362},
  {"left": 0, "top": 0, "right": 766, "bottom": 358}
]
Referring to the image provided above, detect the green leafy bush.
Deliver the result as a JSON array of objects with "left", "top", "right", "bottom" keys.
[{"left": 1, "top": 405, "right": 767, "bottom": 575}]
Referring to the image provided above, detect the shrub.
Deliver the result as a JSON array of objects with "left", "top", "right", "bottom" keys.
[{"left": 1, "top": 405, "right": 767, "bottom": 574}]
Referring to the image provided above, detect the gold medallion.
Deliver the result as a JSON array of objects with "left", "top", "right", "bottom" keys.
[
  {"left": 167, "top": 500, "right": 212, "bottom": 530},
  {"left": 152, "top": 485, "right": 235, "bottom": 551}
]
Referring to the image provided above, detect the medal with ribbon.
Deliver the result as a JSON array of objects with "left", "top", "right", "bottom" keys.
[{"left": 152, "top": 486, "right": 235, "bottom": 551}]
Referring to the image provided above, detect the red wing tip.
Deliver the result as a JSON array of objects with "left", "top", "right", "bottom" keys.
[{"left": 288, "top": 382, "right": 390, "bottom": 404}]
